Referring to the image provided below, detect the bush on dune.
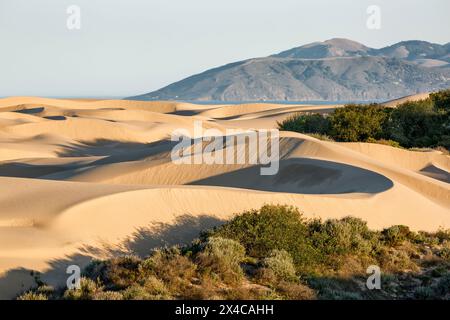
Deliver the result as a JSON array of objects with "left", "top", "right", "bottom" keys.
[
  {"left": 278, "top": 113, "right": 330, "bottom": 135},
  {"left": 205, "top": 205, "right": 321, "bottom": 271},
  {"left": 196, "top": 237, "right": 246, "bottom": 284},
  {"left": 278, "top": 89, "right": 450, "bottom": 150},
  {"left": 261, "top": 249, "right": 297, "bottom": 282},
  {"left": 17, "top": 205, "right": 450, "bottom": 301},
  {"left": 329, "top": 104, "right": 390, "bottom": 142}
]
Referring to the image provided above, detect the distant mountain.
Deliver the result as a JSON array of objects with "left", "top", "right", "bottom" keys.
[
  {"left": 130, "top": 38, "right": 450, "bottom": 101},
  {"left": 377, "top": 40, "right": 450, "bottom": 61},
  {"left": 272, "top": 38, "right": 376, "bottom": 59}
]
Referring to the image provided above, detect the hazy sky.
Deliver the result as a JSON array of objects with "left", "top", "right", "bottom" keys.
[{"left": 1, "top": 0, "right": 449, "bottom": 97}]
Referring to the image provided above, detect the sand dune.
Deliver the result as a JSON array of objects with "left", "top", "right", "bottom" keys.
[
  {"left": 0, "top": 97, "right": 449, "bottom": 299},
  {"left": 382, "top": 92, "right": 431, "bottom": 107}
]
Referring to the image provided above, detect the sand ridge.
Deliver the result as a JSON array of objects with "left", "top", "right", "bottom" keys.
[{"left": 0, "top": 97, "right": 449, "bottom": 299}]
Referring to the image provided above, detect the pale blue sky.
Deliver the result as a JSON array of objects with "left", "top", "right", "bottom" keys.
[{"left": 0, "top": 0, "right": 449, "bottom": 97}]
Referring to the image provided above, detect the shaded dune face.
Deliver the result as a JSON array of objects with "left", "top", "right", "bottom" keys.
[
  {"left": 191, "top": 159, "right": 393, "bottom": 195},
  {"left": 0, "top": 97, "right": 449, "bottom": 299}
]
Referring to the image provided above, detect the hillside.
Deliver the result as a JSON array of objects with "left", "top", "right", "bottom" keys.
[{"left": 130, "top": 39, "right": 450, "bottom": 101}]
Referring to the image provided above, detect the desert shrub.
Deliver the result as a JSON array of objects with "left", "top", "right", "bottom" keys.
[
  {"left": 122, "top": 276, "right": 171, "bottom": 300},
  {"left": 141, "top": 248, "right": 196, "bottom": 294},
  {"left": 118, "top": 273, "right": 171, "bottom": 300},
  {"left": 328, "top": 104, "right": 390, "bottom": 142},
  {"left": 437, "top": 247, "right": 450, "bottom": 261},
  {"left": 276, "top": 281, "right": 316, "bottom": 300},
  {"left": 223, "top": 286, "right": 273, "bottom": 300},
  {"left": 262, "top": 250, "right": 297, "bottom": 282},
  {"left": 141, "top": 248, "right": 196, "bottom": 279},
  {"left": 92, "top": 291, "right": 123, "bottom": 300},
  {"left": 17, "top": 291, "right": 48, "bottom": 300},
  {"left": 307, "top": 277, "right": 362, "bottom": 300},
  {"left": 197, "top": 237, "right": 245, "bottom": 284},
  {"left": 63, "top": 277, "right": 103, "bottom": 300},
  {"left": 16, "top": 204, "right": 450, "bottom": 301},
  {"left": 434, "top": 228, "right": 450, "bottom": 243},
  {"left": 142, "top": 276, "right": 171, "bottom": 299},
  {"left": 382, "top": 225, "right": 412, "bottom": 246},
  {"left": 35, "top": 285, "right": 55, "bottom": 296},
  {"left": 121, "top": 276, "right": 171, "bottom": 300},
  {"left": 378, "top": 248, "right": 416, "bottom": 272},
  {"left": 122, "top": 285, "right": 153, "bottom": 300},
  {"left": 278, "top": 113, "right": 330, "bottom": 134},
  {"left": 309, "top": 217, "right": 378, "bottom": 257},
  {"left": 100, "top": 255, "right": 142, "bottom": 290},
  {"left": 207, "top": 205, "right": 320, "bottom": 270}
]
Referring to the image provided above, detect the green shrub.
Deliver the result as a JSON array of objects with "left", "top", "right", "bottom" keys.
[
  {"left": 278, "top": 113, "right": 330, "bottom": 134},
  {"left": 437, "top": 247, "right": 450, "bottom": 261},
  {"left": 63, "top": 277, "right": 103, "bottom": 300},
  {"left": 309, "top": 217, "right": 377, "bottom": 256},
  {"left": 382, "top": 225, "right": 412, "bottom": 246},
  {"left": 14, "top": 204, "right": 450, "bottom": 300},
  {"left": 207, "top": 205, "right": 320, "bottom": 270},
  {"left": 262, "top": 250, "right": 297, "bottom": 282},
  {"left": 430, "top": 89, "right": 450, "bottom": 112},
  {"left": 141, "top": 248, "right": 196, "bottom": 295},
  {"left": 122, "top": 285, "right": 153, "bottom": 300},
  {"left": 197, "top": 237, "right": 245, "bottom": 283},
  {"left": 378, "top": 248, "right": 415, "bottom": 272},
  {"left": 93, "top": 291, "right": 123, "bottom": 300},
  {"left": 102, "top": 255, "right": 142, "bottom": 290},
  {"left": 17, "top": 291, "right": 48, "bottom": 300},
  {"left": 389, "top": 100, "right": 442, "bottom": 148},
  {"left": 435, "top": 229, "right": 450, "bottom": 243},
  {"left": 329, "top": 104, "right": 390, "bottom": 142},
  {"left": 276, "top": 89, "right": 450, "bottom": 150}
]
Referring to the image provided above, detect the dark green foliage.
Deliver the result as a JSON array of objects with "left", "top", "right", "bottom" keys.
[
  {"left": 205, "top": 205, "right": 321, "bottom": 269},
  {"left": 309, "top": 217, "right": 378, "bottom": 256},
  {"left": 278, "top": 113, "right": 330, "bottom": 134},
  {"left": 278, "top": 89, "right": 450, "bottom": 150},
  {"left": 382, "top": 225, "right": 412, "bottom": 246},
  {"left": 430, "top": 89, "right": 450, "bottom": 113},
  {"left": 329, "top": 104, "right": 390, "bottom": 142},
  {"left": 388, "top": 100, "right": 443, "bottom": 148}
]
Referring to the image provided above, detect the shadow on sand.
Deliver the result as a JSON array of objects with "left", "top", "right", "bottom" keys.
[{"left": 0, "top": 214, "right": 224, "bottom": 299}]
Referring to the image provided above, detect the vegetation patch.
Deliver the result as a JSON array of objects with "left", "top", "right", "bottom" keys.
[
  {"left": 18, "top": 205, "right": 450, "bottom": 300},
  {"left": 278, "top": 89, "right": 450, "bottom": 150}
]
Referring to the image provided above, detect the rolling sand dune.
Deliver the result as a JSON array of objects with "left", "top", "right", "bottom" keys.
[{"left": 0, "top": 97, "right": 449, "bottom": 299}]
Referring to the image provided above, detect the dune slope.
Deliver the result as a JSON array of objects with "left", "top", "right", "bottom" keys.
[{"left": 0, "top": 97, "right": 448, "bottom": 299}]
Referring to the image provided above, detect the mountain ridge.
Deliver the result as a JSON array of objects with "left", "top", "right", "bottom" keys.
[{"left": 130, "top": 38, "right": 450, "bottom": 101}]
